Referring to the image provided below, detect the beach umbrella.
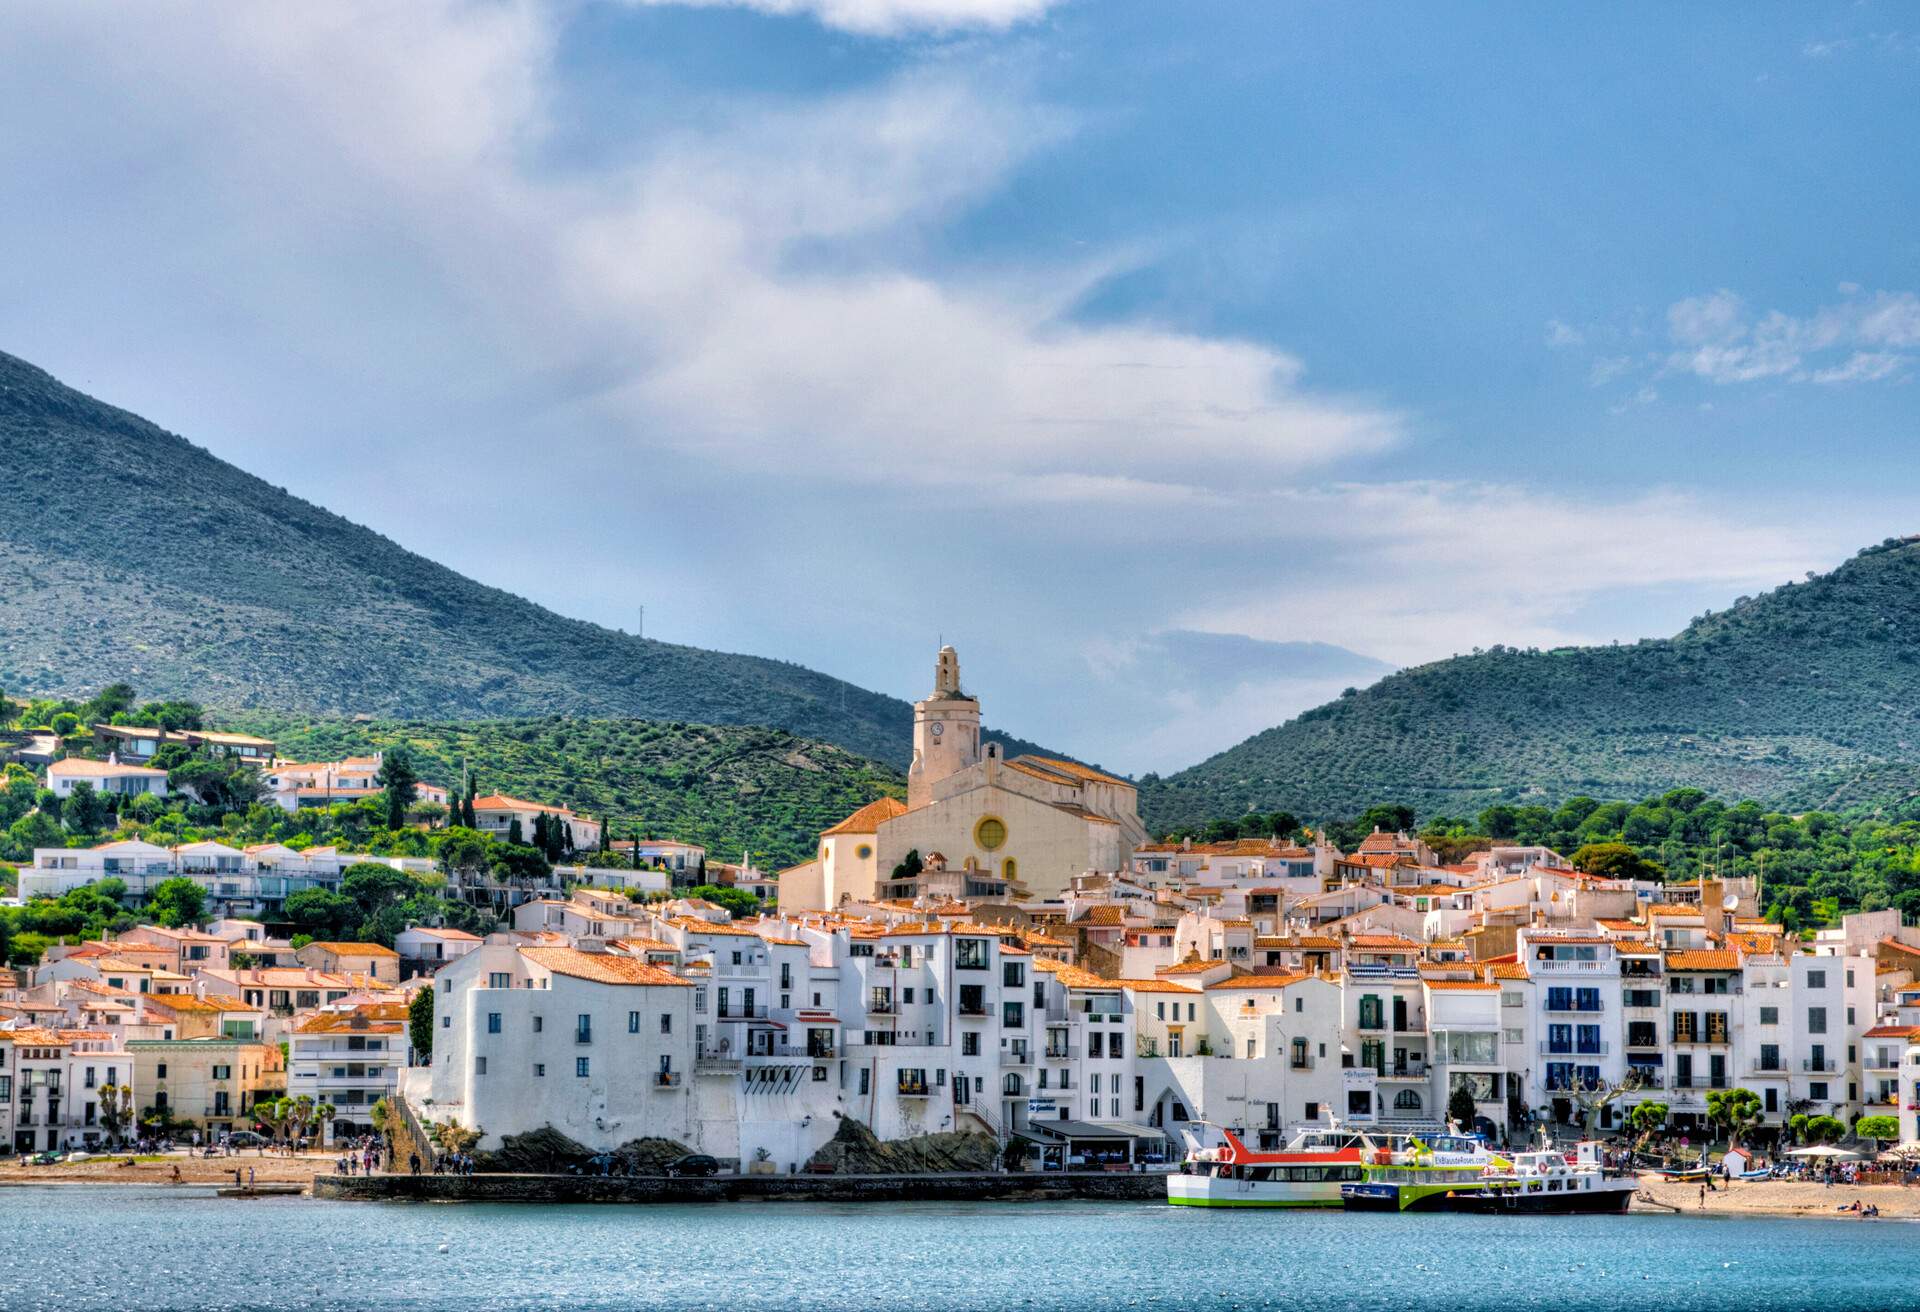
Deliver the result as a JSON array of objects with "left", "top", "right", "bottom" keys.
[{"left": 1785, "top": 1146, "right": 1858, "bottom": 1158}]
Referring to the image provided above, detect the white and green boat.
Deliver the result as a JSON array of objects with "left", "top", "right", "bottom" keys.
[{"left": 1339, "top": 1134, "right": 1499, "bottom": 1211}]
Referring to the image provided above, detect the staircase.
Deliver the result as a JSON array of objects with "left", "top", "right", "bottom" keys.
[{"left": 960, "top": 1100, "right": 1005, "bottom": 1146}]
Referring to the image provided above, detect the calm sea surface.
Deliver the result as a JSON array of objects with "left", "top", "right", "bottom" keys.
[{"left": 0, "top": 1186, "right": 1913, "bottom": 1312}]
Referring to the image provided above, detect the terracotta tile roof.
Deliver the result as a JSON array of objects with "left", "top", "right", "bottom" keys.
[
  {"left": 1863, "top": 1024, "right": 1920, "bottom": 1039},
  {"left": 1724, "top": 932, "right": 1778, "bottom": 955},
  {"left": 1423, "top": 979, "right": 1499, "bottom": 991},
  {"left": 1011, "top": 755, "right": 1131, "bottom": 789},
  {"left": 1665, "top": 950, "right": 1741, "bottom": 971},
  {"left": 1035, "top": 962, "right": 1122, "bottom": 990},
  {"left": 0, "top": 1028, "right": 69, "bottom": 1045},
  {"left": 664, "top": 916, "right": 758, "bottom": 937},
  {"left": 1489, "top": 962, "right": 1531, "bottom": 980},
  {"left": 294, "top": 1002, "right": 410, "bottom": 1033},
  {"left": 520, "top": 948, "right": 691, "bottom": 987},
  {"left": 472, "top": 793, "right": 582, "bottom": 819},
  {"left": 1156, "top": 960, "right": 1222, "bottom": 976},
  {"left": 1878, "top": 938, "right": 1920, "bottom": 958},
  {"left": 822, "top": 797, "right": 908, "bottom": 836},
  {"left": 1349, "top": 934, "right": 1422, "bottom": 949},
  {"left": 1078, "top": 906, "right": 1129, "bottom": 926},
  {"left": 49, "top": 757, "right": 168, "bottom": 778},
  {"left": 405, "top": 928, "right": 483, "bottom": 942},
  {"left": 1119, "top": 978, "right": 1201, "bottom": 994},
  {"left": 1206, "top": 972, "right": 1308, "bottom": 991},
  {"left": 302, "top": 942, "right": 399, "bottom": 957}
]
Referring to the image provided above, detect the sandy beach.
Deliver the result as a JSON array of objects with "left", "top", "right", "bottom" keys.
[
  {"left": 0, "top": 1151, "right": 338, "bottom": 1188},
  {"left": 1633, "top": 1175, "right": 1920, "bottom": 1219}
]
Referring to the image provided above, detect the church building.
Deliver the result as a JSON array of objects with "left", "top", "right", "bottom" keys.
[{"left": 778, "top": 647, "right": 1146, "bottom": 910}]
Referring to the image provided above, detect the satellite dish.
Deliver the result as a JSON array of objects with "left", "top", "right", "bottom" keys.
[{"left": 1721, "top": 894, "right": 1739, "bottom": 912}]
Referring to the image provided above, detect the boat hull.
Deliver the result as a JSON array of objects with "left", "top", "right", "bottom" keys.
[
  {"left": 1444, "top": 1183, "right": 1634, "bottom": 1215},
  {"left": 1340, "top": 1180, "right": 1490, "bottom": 1211},
  {"left": 1165, "top": 1172, "right": 1346, "bottom": 1208}
]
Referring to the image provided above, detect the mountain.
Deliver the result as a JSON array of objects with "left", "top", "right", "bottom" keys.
[
  {"left": 1142, "top": 537, "right": 1920, "bottom": 830},
  {"left": 237, "top": 714, "right": 903, "bottom": 871},
  {"left": 0, "top": 349, "right": 1046, "bottom": 767}
]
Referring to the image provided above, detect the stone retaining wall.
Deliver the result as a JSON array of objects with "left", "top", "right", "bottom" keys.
[{"left": 314, "top": 1170, "right": 1166, "bottom": 1205}]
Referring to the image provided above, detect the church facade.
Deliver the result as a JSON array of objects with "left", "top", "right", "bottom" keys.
[{"left": 778, "top": 647, "right": 1146, "bottom": 910}]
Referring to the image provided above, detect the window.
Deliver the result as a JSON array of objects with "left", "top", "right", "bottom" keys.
[
  {"left": 1759, "top": 1006, "right": 1778, "bottom": 1025},
  {"left": 1758, "top": 1044, "right": 1780, "bottom": 1071},
  {"left": 1003, "top": 962, "right": 1024, "bottom": 988},
  {"left": 1809, "top": 1081, "right": 1828, "bottom": 1101},
  {"left": 1808, "top": 1006, "right": 1827, "bottom": 1036},
  {"left": 1358, "top": 995, "right": 1383, "bottom": 1029},
  {"left": 1807, "top": 969, "right": 1826, "bottom": 990},
  {"left": 576, "top": 1057, "right": 591, "bottom": 1078},
  {"left": 1156, "top": 1002, "right": 1165, "bottom": 1021},
  {"left": 961, "top": 1032, "right": 980, "bottom": 1056},
  {"left": 955, "top": 938, "right": 989, "bottom": 970},
  {"left": 903, "top": 988, "right": 916, "bottom": 1005},
  {"left": 1393, "top": 1089, "right": 1422, "bottom": 1111},
  {"left": 534, "top": 1063, "right": 546, "bottom": 1078},
  {"left": 488, "top": 972, "right": 511, "bottom": 989},
  {"left": 211, "top": 1065, "right": 231, "bottom": 1080},
  {"left": 442, "top": 1016, "right": 451, "bottom": 1029},
  {"left": 1088, "top": 1032, "right": 1104, "bottom": 1059},
  {"left": 157, "top": 1063, "right": 167, "bottom": 1079},
  {"left": 475, "top": 1057, "right": 488, "bottom": 1075},
  {"left": 629, "top": 1011, "right": 641, "bottom": 1034},
  {"left": 973, "top": 817, "right": 1007, "bottom": 851},
  {"left": 487, "top": 1013, "right": 502, "bottom": 1034},
  {"left": 577, "top": 1015, "right": 593, "bottom": 1043},
  {"left": 1003, "top": 1001, "right": 1024, "bottom": 1029},
  {"left": 660, "top": 1014, "right": 672, "bottom": 1035}
]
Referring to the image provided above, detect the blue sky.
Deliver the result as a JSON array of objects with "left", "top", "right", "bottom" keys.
[{"left": 1, "top": 1, "right": 1915, "bottom": 773}]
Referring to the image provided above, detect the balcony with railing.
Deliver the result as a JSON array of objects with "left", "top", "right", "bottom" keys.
[
  {"left": 1000, "top": 1045, "right": 1031, "bottom": 1066},
  {"left": 1801, "top": 1058, "right": 1838, "bottom": 1073},
  {"left": 716, "top": 1003, "right": 769, "bottom": 1020},
  {"left": 1380, "top": 1062, "right": 1427, "bottom": 1079},
  {"left": 867, "top": 998, "right": 897, "bottom": 1016},
  {"left": 1539, "top": 1041, "right": 1610, "bottom": 1057},
  {"left": 1043, "top": 1043, "right": 1079, "bottom": 1061},
  {"left": 957, "top": 1000, "right": 990, "bottom": 1018},
  {"left": 896, "top": 1076, "right": 931, "bottom": 1098},
  {"left": 654, "top": 1071, "right": 683, "bottom": 1089}
]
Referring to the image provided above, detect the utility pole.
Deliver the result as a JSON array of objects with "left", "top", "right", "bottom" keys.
[{"left": 638, "top": 606, "right": 645, "bottom": 640}]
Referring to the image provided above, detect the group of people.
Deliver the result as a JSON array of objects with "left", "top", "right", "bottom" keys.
[{"left": 433, "top": 1151, "right": 477, "bottom": 1176}]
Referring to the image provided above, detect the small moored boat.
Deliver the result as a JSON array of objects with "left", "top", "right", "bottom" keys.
[{"left": 1444, "top": 1142, "right": 1634, "bottom": 1215}]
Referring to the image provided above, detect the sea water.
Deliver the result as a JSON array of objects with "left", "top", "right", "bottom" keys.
[{"left": 0, "top": 1186, "right": 1911, "bottom": 1311}]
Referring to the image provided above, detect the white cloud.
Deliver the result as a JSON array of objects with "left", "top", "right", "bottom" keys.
[
  {"left": 0, "top": 4, "right": 1394, "bottom": 502},
  {"left": 1811, "top": 351, "right": 1904, "bottom": 385},
  {"left": 1544, "top": 318, "right": 1584, "bottom": 349},
  {"left": 620, "top": 0, "right": 1064, "bottom": 36},
  {"left": 1662, "top": 287, "right": 1919, "bottom": 386},
  {"left": 1175, "top": 482, "right": 1851, "bottom": 668}
]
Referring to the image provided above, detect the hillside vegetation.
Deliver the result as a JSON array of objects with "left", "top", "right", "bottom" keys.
[
  {"left": 0, "top": 349, "right": 951, "bottom": 764},
  {"left": 235, "top": 713, "right": 903, "bottom": 871},
  {"left": 1143, "top": 538, "right": 1920, "bottom": 830}
]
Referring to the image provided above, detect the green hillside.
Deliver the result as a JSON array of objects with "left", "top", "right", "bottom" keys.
[
  {"left": 232, "top": 714, "right": 903, "bottom": 871},
  {"left": 0, "top": 349, "right": 993, "bottom": 766},
  {"left": 1144, "top": 537, "right": 1920, "bottom": 829}
]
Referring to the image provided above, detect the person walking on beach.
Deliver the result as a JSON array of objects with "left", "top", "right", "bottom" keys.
[
  {"left": 1698, "top": 1184, "right": 1707, "bottom": 1209},
  {"left": 409, "top": 1152, "right": 421, "bottom": 1177}
]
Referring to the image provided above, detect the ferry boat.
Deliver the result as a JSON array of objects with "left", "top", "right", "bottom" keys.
[
  {"left": 1443, "top": 1142, "right": 1635, "bottom": 1215},
  {"left": 1337, "top": 1133, "right": 1498, "bottom": 1211},
  {"left": 1166, "top": 1124, "right": 1401, "bottom": 1208}
]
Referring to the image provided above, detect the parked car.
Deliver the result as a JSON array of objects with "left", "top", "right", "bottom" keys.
[
  {"left": 226, "top": 1131, "right": 269, "bottom": 1148},
  {"left": 664, "top": 1154, "right": 720, "bottom": 1177}
]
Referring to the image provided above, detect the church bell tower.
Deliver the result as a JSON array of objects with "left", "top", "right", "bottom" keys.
[{"left": 908, "top": 644, "right": 981, "bottom": 809}]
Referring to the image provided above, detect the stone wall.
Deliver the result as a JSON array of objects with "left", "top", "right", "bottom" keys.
[{"left": 314, "top": 1170, "right": 1165, "bottom": 1205}]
